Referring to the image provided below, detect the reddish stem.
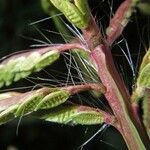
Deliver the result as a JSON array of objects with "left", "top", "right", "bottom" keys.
[
  {"left": 90, "top": 44, "right": 150, "bottom": 149},
  {"left": 82, "top": 15, "right": 102, "bottom": 50},
  {"left": 106, "top": 0, "right": 133, "bottom": 45},
  {"left": 61, "top": 83, "right": 106, "bottom": 95}
]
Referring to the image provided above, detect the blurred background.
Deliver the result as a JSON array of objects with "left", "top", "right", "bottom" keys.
[{"left": 0, "top": 0, "right": 149, "bottom": 150}]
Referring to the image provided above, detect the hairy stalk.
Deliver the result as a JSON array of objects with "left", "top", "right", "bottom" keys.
[
  {"left": 91, "top": 44, "right": 150, "bottom": 149},
  {"left": 81, "top": 0, "right": 150, "bottom": 149}
]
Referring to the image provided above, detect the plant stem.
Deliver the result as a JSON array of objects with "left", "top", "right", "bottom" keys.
[
  {"left": 79, "top": 1, "right": 150, "bottom": 148},
  {"left": 90, "top": 44, "right": 150, "bottom": 149},
  {"left": 82, "top": 15, "right": 102, "bottom": 50}
]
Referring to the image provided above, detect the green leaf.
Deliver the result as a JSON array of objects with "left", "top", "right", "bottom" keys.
[
  {"left": 15, "top": 88, "right": 65, "bottom": 116},
  {"left": 137, "top": 63, "right": 150, "bottom": 88},
  {"left": 139, "top": 47, "right": 150, "bottom": 71},
  {"left": 0, "top": 50, "right": 60, "bottom": 88},
  {"left": 35, "top": 50, "right": 60, "bottom": 71},
  {"left": 50, "top": 0, "right": 90, "bottom": 29},
  {"left": 0, "top": 84, "right": 107, "bottom": 125},
  {"left": 0, "top": 105, "right": 18, "bottom": 125},
  {"left": 132, "top": 47, "right": 150, "bottom": 101},
  {"left": 15, "top": 92, "right": 45, "bottom": 117},
  {"left": 0, "top": 87, "right": 70, "bottom": 124},
  {"left": 35, "top": 90, "right": 70, "bottom": 110},
  {"left": 42, "top": 105, "right": 105, "bottom": 125},
  {"left": 135, "top": 63, "right": 150, "bottom": 99}
]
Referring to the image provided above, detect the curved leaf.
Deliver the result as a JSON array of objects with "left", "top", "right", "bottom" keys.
[
  {"left": 139, "top": 47, "right": 150, "bottom": 71},
  {"left": 50, "top": 0, "right": 90, "bottom": 29},
  {"left": 133, "top": 63, "right": 150, "bottom": 100},
  {"left": 35, "top": 90, "right": 70, "bottom": 110},
  {"left": 39, "top": 105, "right": 114, "bottom": 125},
  {"left": 0, "top": 50, "right": 60, "bottom": 88},
  {"left": 132, "top": 47, "right": 150, "bottom": 101},
  {"left": 0, "top": 105, "right": 18, "bottom": 125},
  {"left": 0, "top": 83, "right": 104, "bottom": 125}
]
